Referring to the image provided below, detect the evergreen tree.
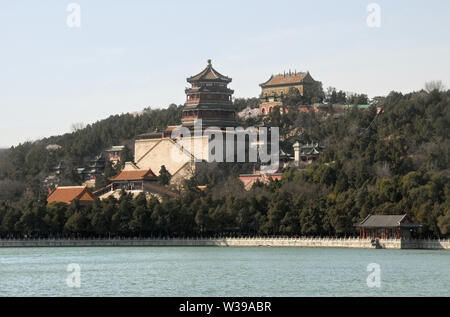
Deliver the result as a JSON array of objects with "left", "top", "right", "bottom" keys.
[{"left": 158, "top": 165, "right": 172, "bottom": 186}]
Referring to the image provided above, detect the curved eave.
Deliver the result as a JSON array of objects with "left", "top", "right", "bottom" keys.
[
  {"left": 259, "top": 75, "right": 274, "bottom": 87},
  {"left": 187, "top": 66, "right": 232, "bottom": 83},
  {"left": 260, "top": 80, "right": 307, "bottom": 88},
  {"left": 186, "top": 87, "right": 234, "bottom": 93},
  {"left": 187, "top": 77, "right": 232, "bottom": 84},
  {"left": 183, "top": 104, "right": 236, "bottom": 110}
]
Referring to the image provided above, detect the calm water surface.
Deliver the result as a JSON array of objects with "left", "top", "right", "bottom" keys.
[{"left": 0, "top": 247, "right": 448, "bottom": 296}]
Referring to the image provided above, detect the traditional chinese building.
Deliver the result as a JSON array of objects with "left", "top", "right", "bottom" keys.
[
  {"left": 239, "top": 171, "right": 283, "bottom": 191},
  {"left": 259, "top": 71, "right": 320, "bottom": 115},
  {"left": 77, "top": 154, "right": 106, "bottom": 188},
  {"left": 93, "top": 164, "right": 178, "bottom": 200},
  {"left": 132, "top": 60, "right": 239, "bottom": 184},
  {"left": 109, "top": 169, "right": 157, "bottom": 191},
  {"left": 105, "top": 145, "right": 125, "bottom": 166},
  {"left": 354, "top": 214, "right": 422, "bottom": 240},
  {"left": 47, "top": 186, "right": 95, "bottom": 205},
  {"left": 182, "top": 59, "right": 237, "bottom": 128},
  {"left": 293, "top": 142, "right": 324, "bottom": 165}
]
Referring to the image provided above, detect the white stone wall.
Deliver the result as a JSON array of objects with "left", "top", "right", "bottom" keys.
[
  {"left": 177, "top": 135, "right": 210, "bottom": 162},
  {"left": 135, "top": 138, "right": 193, "bottom": 177},
  {"left": 1, "top": 238, "right": 448, "bottom": 249},
  {"left": 135, "top": 139, "right": 159, "bottom": 163}
]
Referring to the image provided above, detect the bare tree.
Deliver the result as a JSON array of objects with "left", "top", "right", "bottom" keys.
[
  {"left": 424, "top": 80, "right": 446, "bottom": 93},
  {"left": 70, "top": 122, "right": 86, "bottom": 132}
]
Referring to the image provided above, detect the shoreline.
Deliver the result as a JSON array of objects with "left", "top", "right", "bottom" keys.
[{"left": 0, "top": 237, "right": 449, "bottom": 250}]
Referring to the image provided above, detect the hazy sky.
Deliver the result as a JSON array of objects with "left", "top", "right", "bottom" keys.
[{"left": 0, "top": 0, "right": 449, "bottom": 147}]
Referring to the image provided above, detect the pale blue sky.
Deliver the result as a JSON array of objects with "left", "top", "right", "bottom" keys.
[{"left": 0, "top": 0, "right": 449, "bottom": 147}]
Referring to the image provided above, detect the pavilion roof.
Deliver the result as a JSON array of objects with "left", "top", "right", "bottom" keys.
[
  {"left": 47, "top": 186, "right": 94, "bottom": 204},
  {"left": 110, "top": 169, "right": 157, "bottom": 182},
  {"left": 187, "top": 59, "right": 232, "bottom": 83},
  {"left": 354, "top": 214, "right": 422, "bottom": 228}
]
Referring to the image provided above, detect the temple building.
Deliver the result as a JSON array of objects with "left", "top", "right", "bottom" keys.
[
  {"left": 293, "top": 142, "right": 324, "bottom": 165},
  {"left": 182, "top": 59, "right": 237, "bottom": 129},
  {"left": 93, "top": 165, "right": 178, "bottom": 200},
  {"left": 238, "top": 141, "right": 325, "bottom": 190},
  {"left": 259, "top": 71, "right": 320, "bottom": 115},
  {"left": 47, "top": 186, "right": 94, "bottom": 205},
  {"left": 109, "top": 169, "right": 158, "bottom": 191}
]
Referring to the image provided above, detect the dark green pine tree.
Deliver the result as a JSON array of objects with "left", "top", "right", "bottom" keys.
[{"left": 158, "top": 165, "right": 171, "bottom": 186}]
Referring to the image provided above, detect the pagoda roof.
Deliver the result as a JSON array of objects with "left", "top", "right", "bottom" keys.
[
  {"left": 260, "top": 72, "right": 310, "bottom": 87},
  {"left": 187, "top": 59, "right": 232, "bottom": 83},
  {"left": 300, "top": 142, "right": 323, "bottom": 155}
]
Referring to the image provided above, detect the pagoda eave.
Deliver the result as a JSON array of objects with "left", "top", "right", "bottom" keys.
[
  {"left": 187, "top": 78, "right": 232, "bottom": 84},
  {"left": 183, "top": 104, "right": 235, "bottom": 110}
]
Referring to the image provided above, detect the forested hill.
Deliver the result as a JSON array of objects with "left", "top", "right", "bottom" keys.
[
  {"left": 266, "top": 89, "right": 449, "bottom": 236},
  {"left": 0, "top": 89, "right": 448, "bottom": 237},
  {"left": 0, "top": 104, "right": 183, "bottom": 188},
  {"left": 1, "top": 90, "right": 449, "bottom": 192},
  {"left": 0, "top": 98, "right": 259, "bottom": 189}
]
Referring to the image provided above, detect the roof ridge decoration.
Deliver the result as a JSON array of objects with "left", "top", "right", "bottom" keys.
[
  {"left": 259, "top": 71, "right": 311, "bottom": 87},
  {"left": 55, "top": 185, "right": 86, "bottom": 189},
  {"left": 187, "top": 59, "right": 232, "bottom": 83}
]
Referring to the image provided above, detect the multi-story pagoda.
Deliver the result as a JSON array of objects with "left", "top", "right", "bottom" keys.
[{"left": 182, "top": 59, "right": 237, "bottom": 129}]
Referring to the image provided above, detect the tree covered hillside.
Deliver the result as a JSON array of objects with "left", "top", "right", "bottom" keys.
[
  {"left": 0, "top": 89, "right": 448, "bottom": 238},
  {"left": 0, "top": 104, "right": 183, "bottom": 196}
]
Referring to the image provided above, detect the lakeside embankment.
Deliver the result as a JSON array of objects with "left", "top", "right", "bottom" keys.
[{"left": 0, "top": 237, "right": 449, "bottom": 249}]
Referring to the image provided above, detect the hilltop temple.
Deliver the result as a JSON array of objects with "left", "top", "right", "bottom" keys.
[{"left": 259, "top": 71, "right": 320, "bottom": 115}]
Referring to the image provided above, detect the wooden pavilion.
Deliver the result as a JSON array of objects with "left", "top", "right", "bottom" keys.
[{"left": 354, "top": 214, "right": 422, "bottom": 239}]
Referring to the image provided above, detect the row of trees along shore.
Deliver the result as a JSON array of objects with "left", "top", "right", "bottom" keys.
[
  {"left": 0, "top": 86, "right": 449, "bottom": 238},
  {"left": 0, "top": 167, "right": 448, "bottom": 238}
]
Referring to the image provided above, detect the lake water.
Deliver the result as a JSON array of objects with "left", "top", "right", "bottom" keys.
[{"left": 0, "top": 247, "right": 448, "bottom": 297}]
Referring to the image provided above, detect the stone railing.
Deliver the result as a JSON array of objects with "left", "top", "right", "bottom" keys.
[{"left": 0, "top": 237, "right": 448, "bottom": 249}]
